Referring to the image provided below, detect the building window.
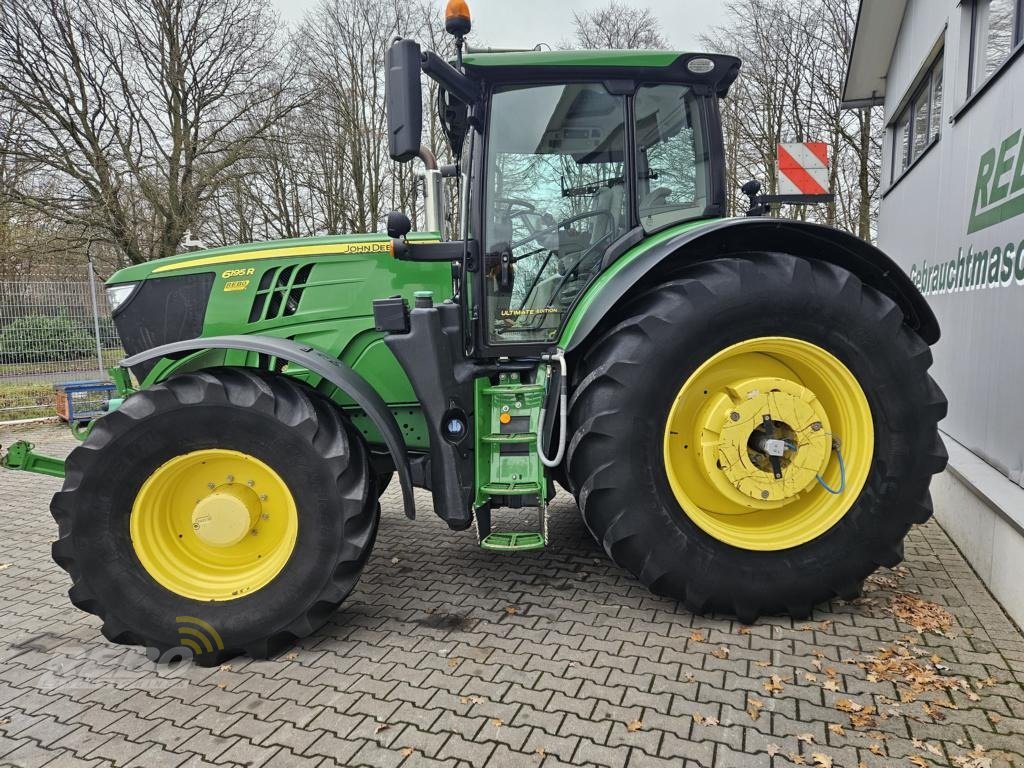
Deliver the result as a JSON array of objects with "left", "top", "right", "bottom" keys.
[
  {"left": 971, "top": 0, "right": 1024, "bottom": 92},
  {"left": 891, "top": 53, "right": 944, "bottom": 180}
]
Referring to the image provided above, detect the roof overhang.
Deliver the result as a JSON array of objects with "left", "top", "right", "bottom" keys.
[{"left": 842, "top": 0, "right": 908, "bottom": 108}]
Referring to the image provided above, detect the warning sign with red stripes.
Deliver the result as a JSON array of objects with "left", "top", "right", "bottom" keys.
[{"left": 777, "top": 142, "right": 830, "bottom": 196}]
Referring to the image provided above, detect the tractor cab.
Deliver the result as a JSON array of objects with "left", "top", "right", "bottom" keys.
[{"left": 383, "top": 9, "right": 740, "bottom": 358}]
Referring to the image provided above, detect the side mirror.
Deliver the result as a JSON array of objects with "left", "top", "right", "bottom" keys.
[
  {"left": 385, "top": 38, "right": 423, "bottom": 163},
  {"left": 386, "top": 211, "right": 412, "bottom": 239}
]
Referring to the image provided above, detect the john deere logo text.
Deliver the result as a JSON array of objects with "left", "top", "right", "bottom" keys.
[{"left": 968, "top": 127, "right": 1024, "bottom": 234}]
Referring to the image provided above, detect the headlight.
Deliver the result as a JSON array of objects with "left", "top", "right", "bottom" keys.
[{"left": 106, "top": 283, "right": 137, "bottom": 312}]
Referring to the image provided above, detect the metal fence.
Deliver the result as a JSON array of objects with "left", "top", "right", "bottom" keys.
[{"left": 0, "top": 263, "right": 122, "bottom": 422}]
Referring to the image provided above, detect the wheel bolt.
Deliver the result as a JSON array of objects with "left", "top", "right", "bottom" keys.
[
  {"left": 259, "top": 494, "right": 268, "bottom": 502},
  {"left": 226, "top": 475, "right": 234, "bottom": 483},
  {"left": 261, "top": 513, "right": 270, "bottom": 521},
  {"left": 811, "top": 422, "right": 822, "bottom": 431},
  {"left": 730, "top": 411, "right": 741, "bottom": 422},
  {"left": 761, "top": 490, "right": 770, "bottom": 499},
  {"left": 207, "top": 482, "right": 216, "bottom": 490},
  {"left": 247, "top": 480, "right": 255, "bottom": 487}
]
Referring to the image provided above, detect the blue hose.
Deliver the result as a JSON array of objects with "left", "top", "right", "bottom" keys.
[{"left": 815, "top": 446, "right": 846, "bottom": 494}]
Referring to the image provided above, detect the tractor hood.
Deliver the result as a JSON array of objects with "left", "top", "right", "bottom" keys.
[{"left": 106, "top": 232, "right": 442, "bottom": 285}]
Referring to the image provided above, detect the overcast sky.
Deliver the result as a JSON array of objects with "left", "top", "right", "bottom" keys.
[{"left": 271, "top": 0, "right": 733, "bottom": 51}]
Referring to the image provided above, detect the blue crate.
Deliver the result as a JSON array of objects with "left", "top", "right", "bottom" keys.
[{"left": 54, "top": 380, "right": 116, "bottom": 422}]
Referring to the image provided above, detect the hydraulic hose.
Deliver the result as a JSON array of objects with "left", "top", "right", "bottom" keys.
[{"left": 538, "top": 350, "right": 568, "bottom": 468}]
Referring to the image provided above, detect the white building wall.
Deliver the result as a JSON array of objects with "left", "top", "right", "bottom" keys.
[{"left": 873, "top": 0, "right": 1024, "bottom": 627}]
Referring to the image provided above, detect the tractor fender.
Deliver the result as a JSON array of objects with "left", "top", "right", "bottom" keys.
[
  {"left": 121, "top": 335, "right": 417, "bottom": 520},
  {"left": 562, "top": 218, "right": 940, "bottom": 351}
]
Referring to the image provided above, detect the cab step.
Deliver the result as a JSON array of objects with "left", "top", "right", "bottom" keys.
[
  {"left": 474, "top": 504, "right": 549, "bottom": 552},
  {"left": 480, "top": 531, "right": 546, "bottom": 552}
]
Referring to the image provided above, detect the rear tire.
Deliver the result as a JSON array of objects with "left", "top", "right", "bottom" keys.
[
  {"left": 51, "top": 368, "right": 377, "bottom": 664},
  {"left": 566, "top": 253, "right": 947, "bottom": 621}
]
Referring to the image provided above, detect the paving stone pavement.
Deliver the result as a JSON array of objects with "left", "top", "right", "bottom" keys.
[{"left": 0, "top": 422, "right": 1022, "bottom": 768}]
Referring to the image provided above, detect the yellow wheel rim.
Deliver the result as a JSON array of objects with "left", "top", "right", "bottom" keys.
[
  {"left": 130, "top": 449, "right": 298, "bottom": 601},
  {"left": 663, "top": 337, "right": 873, "bottom": 551}
]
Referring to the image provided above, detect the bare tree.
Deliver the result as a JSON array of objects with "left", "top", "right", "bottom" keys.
[
  {"left": 0, "top": 0, "right": 300, "bottom": 265},
  {"left": 702, "top": 0, "right": 881, "bottom": 240},
  {"left": 571, "top": 2, "right": 668, "bottom": 50}
]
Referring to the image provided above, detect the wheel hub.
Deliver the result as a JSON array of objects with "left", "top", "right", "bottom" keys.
[
  {"left": 710, "top": 377, "right": 832, "bottom": 504},
  {"left": 130, "top": 448, "right": 298, "bottom": 601},
  {"left": 662, "top": 336, "right": 874, "bottom": 551},
  {"left": 191, "top": 485, "right": 258, "bottom": 548}
]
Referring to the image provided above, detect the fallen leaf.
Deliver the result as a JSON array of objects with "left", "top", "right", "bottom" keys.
[
  {"left": 399, "top": 747, "right": 415, "bottom": 757},
  {"left": 216, "top": 682, "right": 227, "bottom": 690},
  {"left": 374, "top": 722, "right": 391, "bottom": 735},
  {"left": 0, "top": 718, "right": 9, "bottom": 726},
  {"left": 823, "top": 679, "right": 840, "bottom": 692},
  {"left": 811, "top": 753, "right": 833, "bottom": 768},
  {"left": 887, "top": 593, "right": 955, "bottom": 636},
  {"left": 804, "top": 672, "right": 818, "bottom": 683},
  {"left": 491, "top": 718, "right": 503, "bottom": 728},
  {"left": 788, "top": 754, "right": 806, "bottom": 765},
  {"left": 747, "top": 696, "right": 764, "bottom": 721},
  {"left": 835, "top": 698, "right": 863, "bottom": 713},
  {"left": 535, "top": 747, "right": 545, "bottom": 758},
  {"left": 738, "top": 626, "right": 752, "bottom": 635},
  {"left": 285, "top": 652, "right": 298, "bottom": 660},
  {"left": 909, "top": 757, "right": 929, "bottom": 768},
  {"left": 690, "top": 630, "right": 705, "bottom": 642},
  {"left": 820, "top": 620, "right": 834, "bottom": 630},
  {"left": 459, "top": 695, "right": 483, "bottom": 705},
  {"left": 767, "top": 743, "right": 781, "bottom": 757},
  {"left": 987, "top": 712, "right": 1001, "bottom": 723},
  {"left": 711, "top": 645, "right": 730, "bottom": 659},
  {"left": 812, "top": 659, "right": 824, "bottom": 671},
  {"left": 0, "top": 564, "right": 10, "bottom": 570},
  {"left": 447, "top": 658, "right": 460, "bottom": 669},
  {"left": 763, "top": 674, "right": 785, "bottom": 695},
  {"left": 756, "top": 660, "right": 771, "bottom": 668},
  {"left": 850, "top": 711, "right": 878, "bottom": 729},
  {"left": 504, "top": 606, "right": 518, "bottom": 615},
  {"left": 390, "top": 557, "right": 400, "bottom": 565},
  {"left": 828, "top": 723, "right": 844, "bottom": 736},
  {"left": 626, "top": 719, "right": 643, "bottom": 732},
  {"left": 692, "top": 713, "right": 718, "bottom": 726},
  {"left": 798, "top": 733, "right": 816, "bottom": 745},
  {"left": 869, "top": 743, "right": 885, "bottom": 756},
  {"left": 924, "top": 743, "right": 943, "bottom": 757},
  {"left": 219, "top": 664, "right": 233, "bottom": 672}
]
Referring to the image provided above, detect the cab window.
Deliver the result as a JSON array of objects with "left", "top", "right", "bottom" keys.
[
  {"left": 634, "top": 84, "right": 709, "bottom": 232},
  {"left": 483, "top": 83, "right": 627, "bottom": 345}
]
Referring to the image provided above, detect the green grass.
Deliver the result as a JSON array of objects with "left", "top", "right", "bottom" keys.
[{"left": 0, "top": 381, "right": 56, "bottom": 421}]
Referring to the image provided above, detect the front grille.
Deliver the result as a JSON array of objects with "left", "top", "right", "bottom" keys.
[
  {"left": 113, "top": 272, "right": 214, "bottom": 379},
  {"left": 248, "top": 264, "right": 314, "bottom": 323}
]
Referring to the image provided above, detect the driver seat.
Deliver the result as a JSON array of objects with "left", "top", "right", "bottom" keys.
[{"left": 589, "top": 184, "right": 624, "bottom": 245}]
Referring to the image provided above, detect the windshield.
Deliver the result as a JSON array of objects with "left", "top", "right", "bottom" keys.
[{"left": 482, "top": 83, "right": 628, "bottom": 345}]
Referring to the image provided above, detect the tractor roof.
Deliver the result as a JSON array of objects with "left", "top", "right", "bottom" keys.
[{"left": 461, "top": 50, "right": 741, "bottom": 97}]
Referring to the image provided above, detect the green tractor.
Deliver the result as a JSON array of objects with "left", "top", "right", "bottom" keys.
[{"left": 8, "top": 2, "right": 947, "bottom": 663}]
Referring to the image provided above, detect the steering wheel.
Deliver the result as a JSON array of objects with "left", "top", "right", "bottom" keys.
[
  {"left": 516, "top": 209, "right": 618, "bottom": 316},
  {"left": 494, "top": 197, "right": 536, "bottom": 214}
]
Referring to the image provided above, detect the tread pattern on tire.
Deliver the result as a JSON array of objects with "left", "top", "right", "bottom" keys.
[
  {"left": 565, "top": 253, "right": 948, "bottom": 622},
  {"left": 51, "top": 368, "right": 377, "bottom": 664}
]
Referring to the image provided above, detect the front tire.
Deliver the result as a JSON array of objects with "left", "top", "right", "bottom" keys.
[
  {"left": 566, "top": 254, "right": 947, "bottom": 621},
  {"left": 51, "top": 368, "right": 377, "bottom": 664}
]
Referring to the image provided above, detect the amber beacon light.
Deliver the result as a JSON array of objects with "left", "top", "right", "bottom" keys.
[{"left": 445, "top": 0, "right": 472, "bottom": 36}]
